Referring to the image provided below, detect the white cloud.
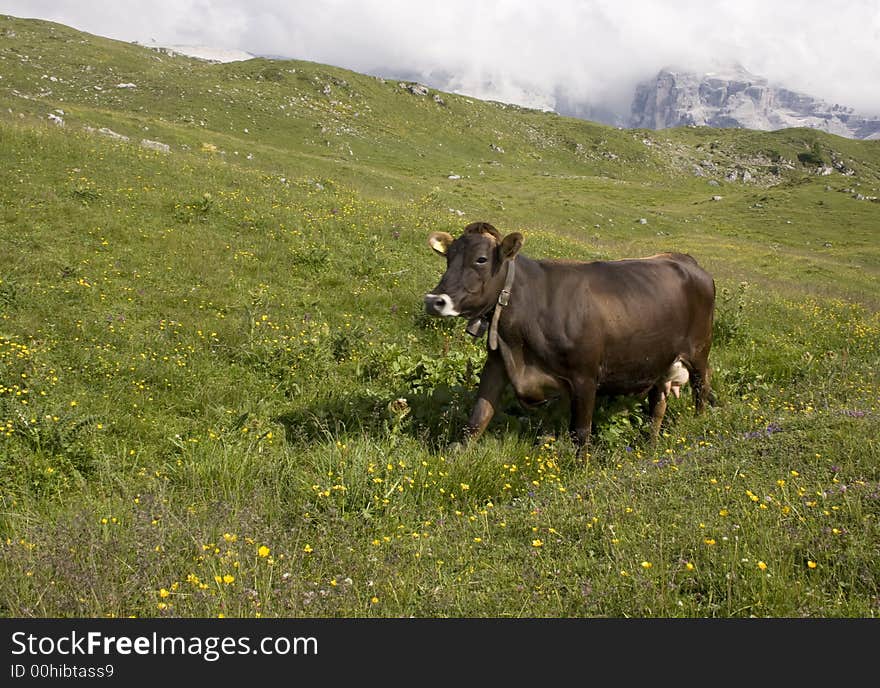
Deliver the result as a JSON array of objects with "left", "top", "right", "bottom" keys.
[{"left": 3, "top": 0, "right": 879, "bottom": 115}]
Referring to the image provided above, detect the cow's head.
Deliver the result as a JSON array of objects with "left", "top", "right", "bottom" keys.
[{"left": 424, "top": 222, "right": 523, "bottom": 318}]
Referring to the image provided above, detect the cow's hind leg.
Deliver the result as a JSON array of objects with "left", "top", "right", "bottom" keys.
[
  {"left": 647, "top": 384, "right": 668, "bottom": 443},
  {"left": 684, "top": 352, "right": 712, "bottom": 415}
]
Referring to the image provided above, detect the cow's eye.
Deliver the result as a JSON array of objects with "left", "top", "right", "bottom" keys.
[{"left": 475, "top": 256, "right": 488, "bottom": 265}]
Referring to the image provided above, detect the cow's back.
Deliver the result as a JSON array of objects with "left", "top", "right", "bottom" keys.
[{"left": 583, "top": 252, "right": 714, "bottom": 317}]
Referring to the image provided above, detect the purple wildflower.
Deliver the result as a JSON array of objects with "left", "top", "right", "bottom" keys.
[{"left": 841, "top": 410, "right": 867, "bottom": 418}]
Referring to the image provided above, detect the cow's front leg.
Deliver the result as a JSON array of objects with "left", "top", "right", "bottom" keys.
[
  {"left": 569, "top": 378, "right": 597, "bottom": 457},
  {"left": 463, "top": 352, "right": 508, "bottom": 444}
]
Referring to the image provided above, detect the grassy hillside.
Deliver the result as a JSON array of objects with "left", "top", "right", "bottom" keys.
[{"left": 1, "top": 15, "right": 878, "bottom": 618}]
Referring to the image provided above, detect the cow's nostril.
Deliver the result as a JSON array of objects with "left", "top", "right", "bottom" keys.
[{"left": 425, "top": 293, "right": 457, "bottom": 316}]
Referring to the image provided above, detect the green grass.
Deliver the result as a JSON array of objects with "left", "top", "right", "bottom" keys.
[{"left": 0, "top": 14, "right": 878, "bottom": 618}]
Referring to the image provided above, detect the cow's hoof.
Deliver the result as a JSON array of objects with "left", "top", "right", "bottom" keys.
[
  {"left": 444, "top": 441, "right": 465, "bottom": 456},
  {"left": 574, "top": 445, "right": 591, "bottom": 461}
]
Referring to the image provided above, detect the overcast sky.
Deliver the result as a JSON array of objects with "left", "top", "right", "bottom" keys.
[{"left": 3, "top": 0, "right": 879, "bottom": 117}]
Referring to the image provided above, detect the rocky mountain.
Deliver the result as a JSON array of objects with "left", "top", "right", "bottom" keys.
[{"left": 630, "top": 65, "right": 880, "bottom": 140}]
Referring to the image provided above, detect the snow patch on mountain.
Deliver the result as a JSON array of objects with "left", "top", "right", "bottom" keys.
[{"left": 141, "top": 42, "right": 255, "bottom": 63}]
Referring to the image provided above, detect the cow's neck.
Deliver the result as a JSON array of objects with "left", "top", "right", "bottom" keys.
[
  {"left": 488, "top": 258, "right": 516, "bottom": 350},
  {"left": 465, "top": 257, "right": 517, "bottom": 343}
]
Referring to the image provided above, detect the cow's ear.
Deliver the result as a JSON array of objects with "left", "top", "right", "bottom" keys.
[
  {"left": 428, "top": 231, "right": 454, "bottom": 256},
  {"left": 499, "top": 232, "right": 523, "bottom": 260}
]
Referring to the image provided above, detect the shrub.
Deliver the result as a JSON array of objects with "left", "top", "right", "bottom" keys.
[
  {"left": 797, "top": 142, "right": 826, "bottom": 166},
  {"left": 713, "top": 281, "right": 750, "bottom": 344}
]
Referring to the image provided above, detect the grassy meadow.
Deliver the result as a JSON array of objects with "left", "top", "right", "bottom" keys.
[{"left": 1, "top": 15, "right": 879, "bottom": 617}]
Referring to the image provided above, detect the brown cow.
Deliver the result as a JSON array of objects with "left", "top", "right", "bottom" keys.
[{"left": 424, "top": 221, "right": 715, "bottom": 454}]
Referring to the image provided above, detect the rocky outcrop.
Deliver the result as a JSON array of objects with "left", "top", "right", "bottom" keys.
[
  {"left": 85, "top": 126, "right": 129, "bottom": 142},
  {"left": 630, "top": 65, "right": 880, "bottom": 140},
  {"left": 140, "top": 139, "right": 170, "bottom": 153},
  {"left": 399, "top": 82, "right": 429, "bottom": 96}
]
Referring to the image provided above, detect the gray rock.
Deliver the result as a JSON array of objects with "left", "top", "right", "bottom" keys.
[
  {"left": 140, "top": 139, "right": 170, "bottom": 153},
  {"left": 101, "top": 127, "right": 128, "bottom": 140},
  {"left": 832, "top": 159, "right": 855, "bottom": 175},
  {"left": 401, "top": 82, "right": 429, "bottom": 96}
]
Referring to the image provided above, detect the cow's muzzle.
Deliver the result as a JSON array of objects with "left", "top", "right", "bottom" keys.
[{"left": 424, "top": 293, "right": 459, "bottom": 317}]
